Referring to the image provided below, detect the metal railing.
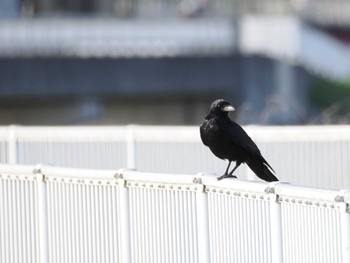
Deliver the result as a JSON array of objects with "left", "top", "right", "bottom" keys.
[
  {"left": 0, "top": 125, "right": 349, "bottom": 189},
  {"left": 0, "top": 164, "right": 349, "bottom": 263}
]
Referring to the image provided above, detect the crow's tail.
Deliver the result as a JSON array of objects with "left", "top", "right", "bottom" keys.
[{"left": 247, "top": 156, "right": 278, "bottom": 182}]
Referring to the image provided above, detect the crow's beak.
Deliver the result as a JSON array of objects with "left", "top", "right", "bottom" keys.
[{"left": 222, "top": 105, "right": 235, "bottom": 112}]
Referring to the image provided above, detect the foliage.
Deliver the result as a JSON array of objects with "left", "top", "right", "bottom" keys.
[{"left": 310, "top": 78, "right": 350, "bottom": 109}]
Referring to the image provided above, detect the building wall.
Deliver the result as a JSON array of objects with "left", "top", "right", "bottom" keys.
[{"left": 0, "top": 55, "right": 311, "bottom": 125}]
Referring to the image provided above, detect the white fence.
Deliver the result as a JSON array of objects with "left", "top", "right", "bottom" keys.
[
  {"left": 0, "top": 125, "right": 349, "bottom": 189},
  {"left": 0, "top": 164, "right": 349, "bottom": 263}
]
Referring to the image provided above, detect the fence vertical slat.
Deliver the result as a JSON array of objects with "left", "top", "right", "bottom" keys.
[
  {"left": 196, "top": 173, "right": 210, "bottom": 263},
  {"left": 268, "top": 182, "right": 283, "bottom": 263},
  {"left": 34, "top": 165, "right": 49, "bottom": 263},
  {"left": 117, "top": 171, "right": 131, "bottom": 263}
]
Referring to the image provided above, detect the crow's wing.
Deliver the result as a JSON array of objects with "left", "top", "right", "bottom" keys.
[
  {"left": 226, "top": 121, "right": 261, "bottom": 156},
  {"left": 227, "top": 121, "right": 276, "bottom": 173}
]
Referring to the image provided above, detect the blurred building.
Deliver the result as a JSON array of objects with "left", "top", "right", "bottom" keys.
[{"left": 0, "top": 0, "right": 350, "bottom": 125}]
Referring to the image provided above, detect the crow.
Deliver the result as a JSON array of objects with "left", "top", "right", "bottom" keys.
[{"left": 200, "top": 99, "right": 278, "bottom": 182}]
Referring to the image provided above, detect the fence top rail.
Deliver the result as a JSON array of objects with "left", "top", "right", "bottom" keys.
[
  {"left": 0, "top": 164, "right": 119, "bottom": 181},
  {"left": 1, "top": 125, "right": 349, "bottom": 142},
  {"left": 275, "top": 183, "right": 348, "bottom": 203},
  {"left": 0, "top": 163, "right": 36, "bottom": 176},
  {"left": 201, "top": 174, "right": 271, "bottom": 194},
  {"left": 344, "top": 191, "right": 350, "bottom": 204},
  {"left": 245, "top": 125, "right": 350, "bottom": 141},
  {"left": 9, "top": 126, "right": 128, "bottom": 141},
  {"left": 39, "top": 165, "right": 117, "bottom": 180},
  {"left": 0, "top": 164, "right": 349, "bottom": 201},
  {"left": 121, "top": 169, "right": 198, "bottom": 185}
]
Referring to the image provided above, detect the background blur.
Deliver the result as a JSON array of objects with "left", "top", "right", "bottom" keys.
[{"left": 1, "top": 0, "right": 350, "bottom": 125}]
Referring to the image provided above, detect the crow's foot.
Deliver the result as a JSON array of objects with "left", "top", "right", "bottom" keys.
[{"left": 217, "top": 174, "right": 237, "bottom": 181}]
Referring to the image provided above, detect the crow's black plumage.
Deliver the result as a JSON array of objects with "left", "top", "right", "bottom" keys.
[{"left": 200, "top": 99, "right": 278, "bottom": 182}]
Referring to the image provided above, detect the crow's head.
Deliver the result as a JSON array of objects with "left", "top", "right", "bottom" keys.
[{"left": 209, "top": 99, "right": 235, "bottom": 116}]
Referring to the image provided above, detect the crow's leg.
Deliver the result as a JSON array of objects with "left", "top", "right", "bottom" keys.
[
  {"left": 217, "top": 161, "right": 242, "bottom": 180},
  {"left": 224, "top": 161, "right": 232, "bottom": 175},
  {"left": 217, "top": 161, "right": 233, "bottom": 180},
  {"left": 226, "top": 161, "right": 242, "bottom": 178}
]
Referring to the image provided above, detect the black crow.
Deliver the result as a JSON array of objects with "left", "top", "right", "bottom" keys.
[{"left": 200, "top": 99, "right": 278, "bottom": 182}]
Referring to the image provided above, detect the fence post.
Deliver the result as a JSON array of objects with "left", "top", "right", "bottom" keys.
[
  {"left": 8, "top": 125, "right": 17, "bottom": 164},
  {"left": 267, "top": 182, "right": 283, "bottom": 263},
  {"left": 195, "top": 173, "right": 210, "bottom": 263},
  {"left": 115, "top": 169, "right": 131, "bottom": 263},
  {"left": 34, "top": 164, "right": 49, "bottom": 263}
]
